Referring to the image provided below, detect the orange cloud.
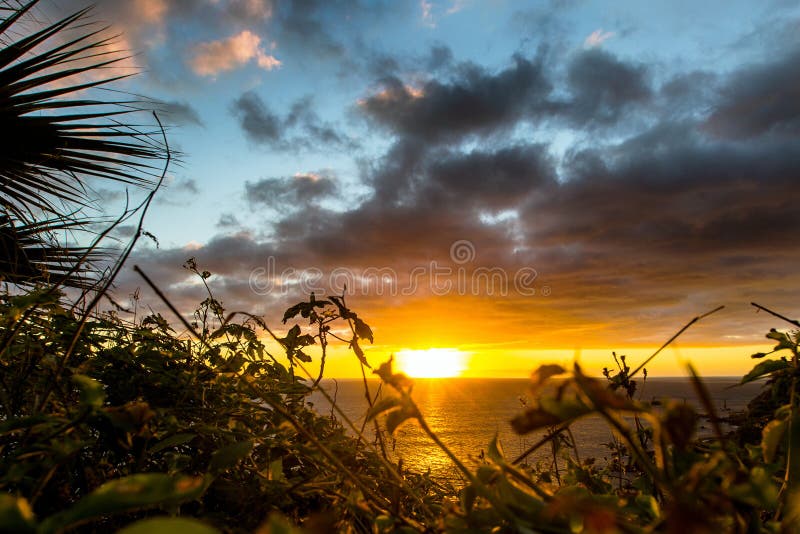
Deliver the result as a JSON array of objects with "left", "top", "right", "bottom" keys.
[
  {"left": 584, "top": 28, "right": 616, "bottom": 48},
  {"left": 190, "top": 30, "right": 281, "bottom": 76},
  {"left": 135, "top": 0, "right": 168, "bottom": 24}
]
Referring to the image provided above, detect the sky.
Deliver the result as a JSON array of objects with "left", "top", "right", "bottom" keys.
[{"left": 34, "top": 0, "right": 800, "bottom": 377}]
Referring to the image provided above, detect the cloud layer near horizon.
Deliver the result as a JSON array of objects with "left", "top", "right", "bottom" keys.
[{"left": 42, "top": 0, "right": 800, "bottom": 354}]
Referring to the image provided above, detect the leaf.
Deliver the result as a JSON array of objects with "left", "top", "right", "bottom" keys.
[
  {"left": 71, "top": 374, "right": 105, "bottom": 409},
  {"left": 763, "top": 419, "right": 788, "bottom": 463},
  {"left": 767, "top": 329, "right": 796, "bottom": 352},
  {"left": 573, "top": 365, "right": 643, "bottom": 411},
  {"left": 385, "top": 402, "right": 418, "bottom": 434},
  {"left": 741, "top": 359, "right": 791, "bottom": 384},
  {"left": 39, "top": 474, "right": 206, "bottom": 533},
  {"left": 282, "top": 303, "right": 305, "bottom": 323},
  {"left": 511, "top": 397, "right": 593, "bottom": 434},
  {"left": 373, "top": 357, "right": 413, "bottom": 389},
  {"left": 728, "top": 467, "right": 779, "bottom": 509},
  {"left": 285, "top": 324, "right": 300, "bottom": 341},
  {"left": 0, "top": 494, "right": 35, "bottom": 533},
  {"left": 350, "top": 338, "right": 371, "bottom": 368},
  {"left": 365, "top": 396, "right": 402, "bottom": 422},
  {"left": 487, "top": 434, "right": 505, "bottom": 463},
  {"left": 117, "top": 517, "right": 220, "bottom": 534},
  {"left": 149, "top": 433, "right": 196, "bottom": 454},
  {"left": 511, "top": 408, "right": 567, "bottom": 434},
  {"left": 353, "top": 317, "right": 374, "bottom": 343},
  {"left": 294, "top": 350, "right": 312, "bottom": 363},
  {"left": 268, "top": 458, "right": 285, "bottom": 482},
  {"left": 329, "top": 296, "right": 355, "bottom": 320},
  {"left": 529, "top": 364, "right": 565, "bottom": 392},
  {"left": 209, "top": 440, "right": 254, "bottom": 473}
]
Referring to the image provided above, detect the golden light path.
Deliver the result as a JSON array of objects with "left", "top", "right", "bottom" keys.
[{"left": 395, "top": 348, "right": 467, "bottom": 378}]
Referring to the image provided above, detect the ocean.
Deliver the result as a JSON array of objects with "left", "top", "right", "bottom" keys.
[{"left": 309, "top": 377, "right": 765, "bottom": 482}]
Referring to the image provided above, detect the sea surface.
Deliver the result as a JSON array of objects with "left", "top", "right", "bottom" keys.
[{"left": 309, "top": 377, "right": 764, "bottom": 482}]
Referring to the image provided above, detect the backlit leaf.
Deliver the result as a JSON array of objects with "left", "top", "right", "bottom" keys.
[
  {"left": 40, "top": 474, "right": 206, "bottom": 532},
  {"left": 762, "top": 419, "right": 788, "bottom": 463},
  {"left": 365, "top": 396, "right": 402, "bottom": 422},
  {"left": 741, "top": 359, "right": 790, "bottom": 384},
  {"left": 529, "top": 364, "right": 566, "bottom": 392},
  {"left": 0, "top": 494, "right": 35, "bottom": 533},
  {"left": 354, "top": 317, "right": 374, "bottom": 343},
  {"left": 71, "top": 374, "right": 105, "bottom": 409}
]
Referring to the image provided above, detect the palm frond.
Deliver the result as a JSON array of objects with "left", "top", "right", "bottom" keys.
[
  {"left": 0, "top": 0, "right": 165, "bottom": 221},
  {"left": 0, "top": 214, "right": 104, "bottom": 289}
]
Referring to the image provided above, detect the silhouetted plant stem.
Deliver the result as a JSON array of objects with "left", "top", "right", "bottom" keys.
[
  {"left": 512, "top": 422, "right": 570, "bottom": 465},
  {"left": 629, "top": 305, "right": 725, "bottom": 379},
  {"left": 751, "top": 302, "right": 800, "bottom": 328},
  {"left": 35, "top": 112, "right": 169, "bottom": 414},
  {"left": 293, "top": 361, "right": 436, "bottom": 521}
]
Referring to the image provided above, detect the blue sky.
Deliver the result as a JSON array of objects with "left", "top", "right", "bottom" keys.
[
  {"left": 32, "top": 0, "right": 800, "bottom": 375},
  {"left": 64, "top": 0, "right": 796, "bottom": 249}
]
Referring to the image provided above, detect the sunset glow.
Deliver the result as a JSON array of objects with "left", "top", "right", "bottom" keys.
[
  {"left": 395, "top": 349, "right": 467, "bottom": 378},
  {"left": 36, "top": 0, "right": 800, "bottom": 379}
]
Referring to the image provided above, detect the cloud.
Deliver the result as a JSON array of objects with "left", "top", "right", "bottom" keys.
[
  {"left": 217, "top": 213, "right": 241, "bottom": 229},
  {"left": 245, "top": 172, "right": 338, "bottom": 209},
  {"left": 359, "top": 54, "right": 552, "bottom": 143},
  {"left": 190, "top": 30, "right": 281, "bottom": 76},
  {"left": 231, "top": 91, "right": 282, "bottom": 143},
  {"left": 564, "top": 48, "right": 651, "bottom": 124},
  {"left": 225, "top": 0, "right": 273, "bottom": 21},
  {"left": 155, "top": 178, "right": 201, "bottom": 206},
  {"left": 135, "top": 0, "right": 168, "bottom": 24},
  {"left": 231, "top": 91, "right": 356, "bottom": 151},
  {"left": 583, "top": 28, "right": 615, "bottom": 48},
  {"left": 426, "top": 44, "right": 454, "bottom": 71},
  {"left": 110, "top": 30, "right": 800, "bottom": 352},
  {"left": 704, "top": 48, "right": 800, "bottom": 139},
  {"left": 420, "top": 0, "right": 435, "bottom": 27},
  {"left": 172, "top": 178, "right": 200, "bottom": 195}
]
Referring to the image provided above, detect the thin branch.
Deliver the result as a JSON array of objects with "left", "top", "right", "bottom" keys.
[
  {"left": 629, "top": 305, "right": 725, "bottom": 379},
  {"left": 751, "top": 302, "right": 800, "bottom": 328}
]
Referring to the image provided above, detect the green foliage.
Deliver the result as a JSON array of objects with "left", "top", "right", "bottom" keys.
[{"left": 1, "top": 263, "right": 800, "bottom": 532}]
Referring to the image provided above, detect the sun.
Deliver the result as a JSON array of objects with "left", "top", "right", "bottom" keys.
[{"left": 395, "top": 348, "right": 466, "bottom": 378}]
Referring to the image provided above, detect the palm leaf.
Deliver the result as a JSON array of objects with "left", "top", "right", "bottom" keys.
[
  {"left": 0, "top": 214, "right": 104, "bottom": 289},
  {"left": 0, "top": 0, "right": 164, "bottom": 220},
  {"left": 0, "top": 0, "right": 168, "bottom": 289}
]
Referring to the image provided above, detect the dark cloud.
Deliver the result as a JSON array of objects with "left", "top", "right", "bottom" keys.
[
  {"left": 425, "top": 144, "right": 555, "bottom": 208},
  {"left": 426, "top": 44, "right": 453, "bottom": 71},
  {"left": 359, "top": 54, "right": 552, "bottom": 143},
  {"left": 705, "top": 48, "right": 800, "bottom": 139},
  {"left": 217, "top": 213, "right": 241, "bottom": 228},
  {"left": 246, "top": 173, "right": 338, "bottom": 209},
  {"left": 563, "top": 48, "right": 651, "bottom": 125},
  {"left": 358, "top": 48, "right": 656, "bottom": 143},
  {"left": 659, "top": 70, "right": 718, "bottom": 115},
  {"left": 232, "top": 91, "right": 282, "bottom": 144},
  {"left": 232, "top": 91, "right": 356, "bottom": 151},
  {"left": 173, "top": 178, "right": 200, "bottom": 195},
  {"left": 273, "top": 0, "right": 346, "bottom": 60}
]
